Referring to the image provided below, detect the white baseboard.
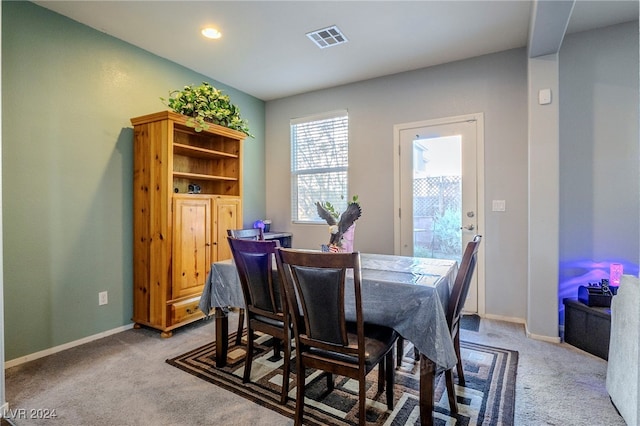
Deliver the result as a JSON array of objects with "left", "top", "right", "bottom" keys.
[
  {"left": 5, "top": 323, "right": 135, "bottom": 369},
  {"left": 481, "top": 313, "right": 562, "bottom": 343},
  {"left": 525, "top": 328, "right": 562, "bottom": 343},
  {"left": 482, "top": 312, "right": 526, "bottom": 324}
]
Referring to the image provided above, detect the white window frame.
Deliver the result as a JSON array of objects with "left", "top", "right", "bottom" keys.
[{"left": 290, "top": 110, "right": 349, "bottom": 224}]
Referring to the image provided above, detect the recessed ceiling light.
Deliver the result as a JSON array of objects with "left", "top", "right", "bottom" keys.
[
  {"left": 201, "top": 27, "right": 222, "bottom": 40},
  {"left": 306, "top": 25, "right": 348, "bottom": 49}
]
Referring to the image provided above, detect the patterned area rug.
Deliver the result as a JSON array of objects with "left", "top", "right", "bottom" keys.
[
  {"left": 461, "top": 314, "right": 481, "bottom": 332},
  {"left": 166, "top": 331, "right": 517, "bottom": 425}
]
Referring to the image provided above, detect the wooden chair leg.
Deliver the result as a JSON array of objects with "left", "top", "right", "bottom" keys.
[
  {"left": 397, "top": 337, "right": 421, "bottom": 366},
  {"left": 273, "top": 338, "right": 282, "bottom": 360},
  {"left": 378, "top": 357, "right": 386, "bottom": 393},
  {"left": 280, "top": 332, "right": 291, "bottom": 404},
  {"left": 385, "top": 350, "right": 395, "bottom": 410},
  {"left": 445, "top": 369, "right": 458, "bottom": 414},
  {"left": 326, "top": 372, "right": 335, "bottom": 391},
  {"left": 453, "top": 332, "right": 465, "bottom": 385},
  {"left": 295, "top": 358, "right": 305, "bottom": 426},
  {"left": 235, "top": 308, "right": 245, "bottom": 346},
  {"left": 396, "top": 337, "right": 404, "bottom": 367},
  {"left": 243, "top": 328, "right": 254, "bottom": 383},
  {"left": 359, "top": 375, "right": 366, "bottom": 426}
]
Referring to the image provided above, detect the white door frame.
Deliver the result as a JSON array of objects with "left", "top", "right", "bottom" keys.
[{"left": 393, "top": 113, "right": 485, "bottom": 316}]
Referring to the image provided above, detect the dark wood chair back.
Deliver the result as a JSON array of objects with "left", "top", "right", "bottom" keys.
[
  {"left": 226, "top": 237, "right": 290, "bottom": 404},
  {"left": 227, "top": 228, "right": 264, "bottom": 240},
  {"left": 275, "top": 248, "right": 397, "bottom": 425},
  {"left": 277, "top": 249, "right": 362, "bottom": 355},
  {"left": 446, "top": 234, "right": 482, "bottom": 332},
  {"left": 441, "top": 234, "right": 482, "bottom": 413},
  {"left": 227, "top": 237, "right": 283, "bottom": 321},
  {"left": 395, "top": 234, "right": 482, "bottom": 416},
  {"left": 226, "top": 228, "right": 267, "bottom": 347}
]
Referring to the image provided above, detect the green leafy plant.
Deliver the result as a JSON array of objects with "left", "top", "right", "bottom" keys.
[
  {"left": 433, "top": 207, "right": 461, "bottom": 255},
  {"left": 161, "top": 82, "right": 253, "bottom": 137},
  {"left": 319, "top": 195, "right": 360, "bottom": 220}
]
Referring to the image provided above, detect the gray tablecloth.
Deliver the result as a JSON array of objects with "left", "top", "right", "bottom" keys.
[{"left": 199, "top": 253, "right": 459, "bottom": 371}]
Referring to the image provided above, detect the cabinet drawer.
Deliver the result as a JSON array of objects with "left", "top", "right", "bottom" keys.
[{"left": 170, "top": 297, "right": 203, "bottom": 324}]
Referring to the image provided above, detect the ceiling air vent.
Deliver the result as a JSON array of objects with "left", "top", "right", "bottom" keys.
[{"left": 306, "top": 25, "right": 348, "bottom": 49}]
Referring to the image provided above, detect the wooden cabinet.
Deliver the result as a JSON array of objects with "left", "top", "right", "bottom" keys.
[
  {"left": 131, "top": 111, "right": 245, "bottom": 337},
  {"left": 213, "top": 197, "right": 241, "bottom": 262}
]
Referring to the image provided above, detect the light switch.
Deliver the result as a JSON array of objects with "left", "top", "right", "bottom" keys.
[
  {"left": 492, "top": 200, "right": 506, "bottom": 212},
  {"left": 538, "top": 88, "right": 552, "bottom": 105}
]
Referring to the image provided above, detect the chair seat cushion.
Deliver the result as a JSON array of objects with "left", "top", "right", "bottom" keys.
[
  {"left": 252, "top": 314, "right": 286, "bottom": 328},
  {"left": 308, "top": 323, "right": 397, "bottom": 367}
]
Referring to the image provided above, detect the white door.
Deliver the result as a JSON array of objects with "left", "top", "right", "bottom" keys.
[{"left": 394, "top": 114, "right": 483, "bottom": 313}]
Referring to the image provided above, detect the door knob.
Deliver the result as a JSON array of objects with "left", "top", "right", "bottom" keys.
[{"left": 461, "top": 224, "right": 475, "bottom": 231}]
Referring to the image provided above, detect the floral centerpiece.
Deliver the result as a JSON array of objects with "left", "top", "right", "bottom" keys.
[
  {"left": 316, "top": 195, "right": 361, "bottom": 252},
  {"left": 161, "top": 82, "right": 253, "bottom": 137}
]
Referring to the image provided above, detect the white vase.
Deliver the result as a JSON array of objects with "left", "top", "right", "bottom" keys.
[{"left": 341, "top": 223, "right": 356, "bottom": 252}]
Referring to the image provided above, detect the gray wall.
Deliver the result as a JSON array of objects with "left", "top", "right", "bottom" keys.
[
  {"left": 2, "top": 1, "right": 266, "bottom": 361},
  {"left": 266, "top": 48, "right": 530, "bottom": 321},
  {"left": 559, "top": 22, "right": 639, "bottom": 302},
  {"left": 266, "top": 21, "right": 639, "bottom": 326},
  {"left": 527, "top": 53, "right": 561, "bottom": 337}
]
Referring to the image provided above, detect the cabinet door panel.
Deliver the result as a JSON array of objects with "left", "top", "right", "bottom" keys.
[
  {"left": 214, "top": 198, "right": 242, "bottom": 261},
  {"left": 173, "top": 197, "right": 211, "bottom": 299}
]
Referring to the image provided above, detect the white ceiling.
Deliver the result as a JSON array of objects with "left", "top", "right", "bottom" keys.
[{"left": 34, "top": 1, "right": 639, "bottom": 101}]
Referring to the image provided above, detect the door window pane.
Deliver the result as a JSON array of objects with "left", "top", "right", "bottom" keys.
[{"left": 413, "top": 136, "right": 462, "bottom": 261}]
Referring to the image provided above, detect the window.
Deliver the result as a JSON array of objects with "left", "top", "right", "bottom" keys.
[{"left": 291, "top": 111, "right": 349, "bottom": 223}]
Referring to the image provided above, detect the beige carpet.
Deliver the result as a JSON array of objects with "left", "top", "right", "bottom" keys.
[{"left": 4, "top": 316, "right": 626, "bottom": 425}]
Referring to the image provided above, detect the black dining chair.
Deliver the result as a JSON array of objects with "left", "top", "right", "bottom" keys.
[
  {"left": 227, "top": 237, "right": 291, "bottom": 404},
  {"left": 444, "top": 235, "right": 482, "bottom": 404},
  {"left": 396, "top": 234, "right": 482, "bottom": 413},
  {"left": 227, "top": 228, "right": 265, "bottom": 345},
  {"left": 275, "top": 248, "right": 398, "bottom": 426},
  {"left": 228, "top": 228, "right": 264, "bottom": 240}
]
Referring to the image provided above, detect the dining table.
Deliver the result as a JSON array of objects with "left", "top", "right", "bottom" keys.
[{"left": 199, "top": 252, "right": 459, "bottom": 426}]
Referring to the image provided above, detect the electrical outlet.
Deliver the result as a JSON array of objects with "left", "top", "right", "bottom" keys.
[
  {"left": 492, "top": 200, "right": 506, "bottom": 212},
  {"left": 99, "top": 291, "right": 108, "bottom": 306}
]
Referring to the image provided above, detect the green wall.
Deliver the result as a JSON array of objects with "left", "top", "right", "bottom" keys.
[{"left": 2, "top": 1, "right": 266, "bottom": 361}]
